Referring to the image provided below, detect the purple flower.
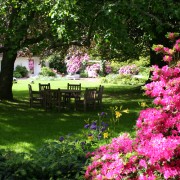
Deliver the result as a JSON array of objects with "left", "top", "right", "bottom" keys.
[
  {"left": 100, "top": 112, "right": 106, "bottom": 116},
  {"left": 84, "top": 124, "right": 90, "bottom": 129},
  {"left": 59, "top": 136, "right": 64, "bottom": 142},
  {"left": 101, "top": 122, "right": 108, "bottom": 128},
  {"left": 81, "top": 141, "right": 86, "bottom": 146},
  {"left": 90, "top": 122, "right": 97, "bottom": 130},
  {"left": 97, "top": 134, "right": 102, "bottom": 140}
]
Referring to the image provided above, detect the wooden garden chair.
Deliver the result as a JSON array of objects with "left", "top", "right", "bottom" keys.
[
  {"left": 65, "top": 83, "right": 82, "bottom": 103},
  {"left": 39, "top": 83, "right": 51, "bottom": 91},
  {"left": 75, "top": 88, "right": 97, "bottom": 111},
  {"left": 28, "top": 84, "right": 43, "bottom": 108},
  {"left": 95, "top": 85, "right": 104, "bottom": 109},
  {"left": 42, "top": 89, "right": 64, "bottom": 112}
]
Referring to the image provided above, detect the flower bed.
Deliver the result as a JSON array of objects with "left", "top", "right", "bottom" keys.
[{"left": 85, "top": 32, "right": 180, "bottom": 180}]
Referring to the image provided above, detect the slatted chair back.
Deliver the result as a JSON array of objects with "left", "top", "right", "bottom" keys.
[
  {"left": 84, "top": 88, "right": 97, "bottom": 101},
  {"left": 96, "top": 85, "right": 104, "bottom": 109},
  {"left": 82, "top": 88, "right": 97, "bottom": 111},
  {"left": 67, "top": 83, "right": 81, "bottom": 90},
  {"left": 43, "top": 89, "right": 63, "bottom": 112},
  {"left": 28, "top": 84, "right": 43, "bottom": 107},
  {"left": 39, "top": 83, "right": 51, "bottom": 91},
  {"left": 65, "top": 83, "right": 82, "bottom": 102}
]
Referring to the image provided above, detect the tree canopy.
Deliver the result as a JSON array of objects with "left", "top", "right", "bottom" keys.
[{"left": 0, "top": 0, "right": 179, "bottom": 100}]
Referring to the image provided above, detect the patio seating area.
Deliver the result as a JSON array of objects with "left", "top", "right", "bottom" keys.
[{"left": 28, "top": 82, "right": 104, "bottom": 111}]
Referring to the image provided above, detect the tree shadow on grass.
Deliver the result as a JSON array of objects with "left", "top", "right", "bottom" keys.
[
  {"left": 0, "top": 85, "right": 151, "bottom": 153},
  {"left": 0, "top": 99, "right": 102, "bottom": 153}
]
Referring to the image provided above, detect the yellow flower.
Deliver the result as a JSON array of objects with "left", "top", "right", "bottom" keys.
[
  {"left": 122, "top": 109, "right": 129, "bottom": 113},
  {"left": 103, "top": 132, "right": 109, "bottom": 139},
  {"left": 88, "top": 135, "right": 93, "bottom": 141},
  {"left": 141, "top": 102, "right": 147, "bottom": 108},
  {"left": 115, "top": 111, "right": 122, "bottom": 118}
]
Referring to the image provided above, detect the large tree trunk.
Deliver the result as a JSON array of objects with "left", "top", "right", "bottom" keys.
[{"left": 0, "top": 50, "right": 17, "bottom": 100}]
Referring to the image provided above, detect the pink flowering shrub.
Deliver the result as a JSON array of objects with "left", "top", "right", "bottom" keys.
[
  {"left": 85, "top": 32, "right": 180, "bottom": 180},
  {"left": 86, "top": 63, "right": 112, "bottom": 77},
  {"left": 66, "top": 52, "right": 89, "bottom": 74},
  {"left": 105, "top": 65, "right": 112, "bottom": 74},
  {"left": 86, "top": 63, "right": 101, "bottom": 77},
  {"left": 118, "top": 64, "right": 139, "bottom": 75}
]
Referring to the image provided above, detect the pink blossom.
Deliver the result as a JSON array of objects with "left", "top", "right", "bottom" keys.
[
  {"left": 163, "top": 55, "right": 173, "bottom": 62},
  {"left": 163, "top": 47, "right": 174, "bottom": 55},
  {"left": 139, "top": 159, "right": 147, "bottom": 169},
  {"left": 174, "top": 42, "right": 180, "bottom": 52},
  {"left": 152, "top": 44, "right": 164, "bottom": 53}
]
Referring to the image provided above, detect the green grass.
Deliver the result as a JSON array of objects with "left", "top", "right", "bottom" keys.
[{"left": 0, "top": 78, "right": 150, "bottom": 154}]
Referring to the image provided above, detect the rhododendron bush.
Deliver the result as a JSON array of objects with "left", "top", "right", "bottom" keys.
[
  {"left": 65, "top": 52, "right": 89, "bottom": 74},
  {"left": 85, "top": 32, "right": 180, "bottom": 180}
]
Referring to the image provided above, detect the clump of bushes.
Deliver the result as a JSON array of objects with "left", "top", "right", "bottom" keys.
[
  {"left": 118, "top": 64, "right": 139, "bottom": 75},
  {"left": 0, "top": 140, "right": 87, "bottom": 179},
  {"left": 39, "top": 67, "right": 56, "bottom": 77},
  {"left": 101, "top": 74, "right": 145, "bottom": 85},
  {"left": 13, "top": 65, "right": 28, "bottom": 78}
]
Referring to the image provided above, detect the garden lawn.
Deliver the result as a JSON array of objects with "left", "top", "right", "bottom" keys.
[{"left": 0, "top": 78, "right": 150, "bottom": 154}]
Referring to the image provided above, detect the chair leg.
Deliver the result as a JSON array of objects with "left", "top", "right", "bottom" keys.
[
  {"left": 84, "top": 102, "right": 86, "bottom": 112},
  {"left": 93, "top": 102, "right": 96, "bottom": 110},
  {"left": 30, "top": 99, "right": 33, "bottom": 107}
]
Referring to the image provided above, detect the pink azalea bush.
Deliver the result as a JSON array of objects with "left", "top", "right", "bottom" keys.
[
  {"left": 86, "top": 63, "right": 112, "bottom": 78},
  {"left": 105, "top": 65, "right": 112, "bottom": 74},
  {"left": 65, "top": 51, "right": 112, "bottom": 76},
  {"left": 86, "top": 63, "right": 101, "bottom": 77},
  {"left": 85, "top": 32, "right": 180, "bottom": 180},
  {"left": 118, "top": 64, "right": 139, "bottom": 75},
  {"left": 66, "top": 52, "right": 89, "bottom": 74}
]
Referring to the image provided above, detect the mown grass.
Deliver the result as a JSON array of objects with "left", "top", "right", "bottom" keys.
[{"left": 0, "top": 78, "right": 151, "bottom": 154}]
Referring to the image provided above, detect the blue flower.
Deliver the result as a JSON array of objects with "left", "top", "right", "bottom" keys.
[
  {"left": 59, "top": 136, "right": 64, "bottom": 142},
  {"left": 102, "top": 121, "right": 108, "bottom": 127},
  {"left": 99, "top": 112, "right": 106, "bottom": 116},
  {"left": 80, "top": 141, "right": 86, "bottom": 146},
  {"left": 84, "top": 124, "right": 90, "bottom": 128},
  {"left": 101, "top": 127, "right": 106, "bottom": 132},
  {"left": 97, "top": 134, "right": 102, "bottom": 140},
  {"left": 90, "top": 122, "right": 97, "bottom": 130}
]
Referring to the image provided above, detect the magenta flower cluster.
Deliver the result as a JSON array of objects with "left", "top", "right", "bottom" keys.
[
  {"left": 118, "top": 64, "right": 139, "bottom": 75},
  {"left": 85, "top": 33, "right": 180, "bottom": 180},
  {"left": 66, "top": 53, "right": 89, "bottom": 74},
  {"left": 152, "top": 33, "right": 180, "bottom": 63}
]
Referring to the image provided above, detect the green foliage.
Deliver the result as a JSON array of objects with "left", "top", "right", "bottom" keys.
[
  {"left": 0, "top": 141, "right": 87, "bottom": 179},
  {"left": 34, "top": 140, "right": 87, "bottom": 179},
  {"left": 13, "top": 71, "right": 22, "bottom": 78},
  {"left": 80, "top": 72, "right": 88, "bottom": 78},
  {"left": 39, "top": 67, "right": 56, "bottom": 77},
  {"left": 13, "top": 65, "right": 28, "bottom": 78},
  {"left": 0, "top": 150, "right": 40, "bottom": 179},
  {"left": 101, "top": 74, "right": 146, "bottom": 85},
  {"left": 45, "top": 53, "right": 67, "bottom": 74},
  {"left": 110, "top": 56, "right": 150, "bottom": 74},
  {"left": 0, "top": 0, "right": 179, "bottom": 100}
]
